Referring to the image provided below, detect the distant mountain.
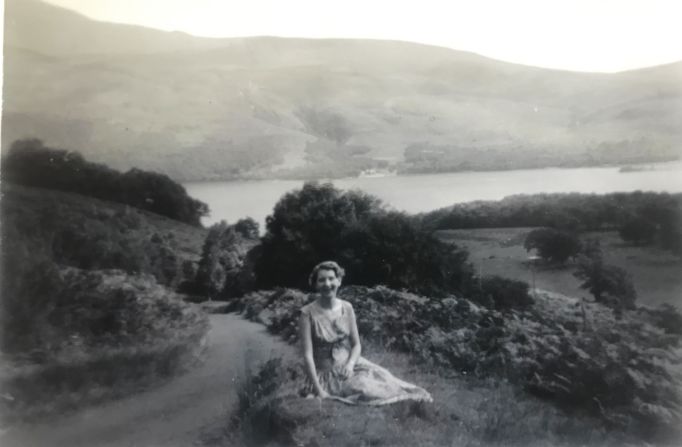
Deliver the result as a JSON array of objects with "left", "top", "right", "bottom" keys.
[{"left": 3, "top": 0, "right": 681, "bottom": 181}]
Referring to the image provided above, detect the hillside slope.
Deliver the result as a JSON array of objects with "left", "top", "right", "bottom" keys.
[
  {"left": 3, "top": 0, "right": 681, "bottom": 180},
  {"left": 1, "top": 183, "right": 208, "bottom": 286}
]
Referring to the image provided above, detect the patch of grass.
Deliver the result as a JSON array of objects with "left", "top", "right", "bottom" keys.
[
  {"left": 223, "top": 349, "right": 642, "bottom": 447},
  {"left": 437, "top": 228, "right": 682, "bottom": 307}
]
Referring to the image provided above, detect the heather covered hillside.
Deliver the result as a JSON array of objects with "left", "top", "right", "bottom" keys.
[{"left": 4, "top": 0, "right": 680, "bottom": 180}]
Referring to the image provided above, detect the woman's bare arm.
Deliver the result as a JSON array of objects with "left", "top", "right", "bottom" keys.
[
  {"left": 299, "top": 311, "right": 326, "bottom": 396},
  {"left": 345, "top": 304, "right": 362, "bottom": 372}
]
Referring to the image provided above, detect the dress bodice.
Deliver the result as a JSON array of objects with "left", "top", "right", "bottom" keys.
[{"left": 301, "top": 299, "right": 352, "bottom": 371}]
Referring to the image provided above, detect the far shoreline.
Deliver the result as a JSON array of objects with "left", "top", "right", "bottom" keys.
[{"left": 180, "top": 158, "right": 682, "bottom": 185}]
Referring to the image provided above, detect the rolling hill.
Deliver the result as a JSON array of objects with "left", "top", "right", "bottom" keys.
[{"left": 3, "top": 0, "right": 681, "bottom": 181}]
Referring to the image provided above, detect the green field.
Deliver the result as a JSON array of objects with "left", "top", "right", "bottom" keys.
[{"left": 437, "top": 228, "right": 682, "bottom": 308}]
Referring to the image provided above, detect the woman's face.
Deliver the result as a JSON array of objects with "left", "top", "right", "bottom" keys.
[{"left": 315, "top": 268, "right": 340, "bottom": 298}]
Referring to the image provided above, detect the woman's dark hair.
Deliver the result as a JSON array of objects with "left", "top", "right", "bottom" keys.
[{"left": 308, "top": 261, "right": 345, "bottom": 288}]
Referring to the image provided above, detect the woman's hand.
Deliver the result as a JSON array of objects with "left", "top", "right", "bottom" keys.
[
  {"left": 316, "top": 389, "right": 331, "bottom": 399},
  {"left": 338, "top": 361, "right": 355, "bottom": 379}
]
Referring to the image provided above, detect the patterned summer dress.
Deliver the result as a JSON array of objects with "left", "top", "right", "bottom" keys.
[{"left": 300, "top": 299, "right": 433, "bottom": 405}]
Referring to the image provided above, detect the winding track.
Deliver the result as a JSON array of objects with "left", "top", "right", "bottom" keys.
[{"left": 1, "top": 314, "right": 292, "bottom": 447}]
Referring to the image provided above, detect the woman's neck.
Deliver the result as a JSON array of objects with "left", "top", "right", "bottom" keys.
[{"left": 316, "top": 294, "right": 337, "bottom": 310}]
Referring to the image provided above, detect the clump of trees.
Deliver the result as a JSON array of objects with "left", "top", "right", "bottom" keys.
[
  {"left": 2, "top": 139, "right": 209, "bottom": 226},
  {"left": 617, "top": 205, "right": 682, "bottom": 255},
  {"left": 523, "top": 228, "right": 582, "bottom": 264},
  {"left": 423, "top": 191, "right": 681, "bottom": 235},
  {"left": 252, "top": 182, "right": 529, "bottom": 304},
  {"left": 254, "top": 182, "right": 475, "bottom": 296}
]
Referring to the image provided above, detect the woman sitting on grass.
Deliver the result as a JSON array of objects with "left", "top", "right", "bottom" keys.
[{"left": 299, "top": 260, "right": 433, "bottom": 405}]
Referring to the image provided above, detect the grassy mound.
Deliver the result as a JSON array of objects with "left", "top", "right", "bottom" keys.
[
  {"left": 219, "top": 354, "right": 642, "bottom": 447},
  {"left": 230, "top": 286, "right": 682, "bottom": 442}
]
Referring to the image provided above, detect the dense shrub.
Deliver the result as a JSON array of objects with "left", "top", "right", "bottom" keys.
[
  {"left": 0, "top": 243, "right": 208, "bottom": 355},
  {"left": 255, "top": 182, "right": 473, "bottom": 296},
  {"left": 194, "top": 222, "right": 251, "bottom": 299},
  {"left": 1, "top": 183, "right": 209, "bottom": 355},
  {"left": 0, "top": 263, "right": 209, "bottom": 419},
  {"left": 524, "top": 228, "right": 582, "bottom": 264},
  {"left": 0, "top": 250, "right": 64, "bottom": 354},
  {"left": 473, "top": 275, "right": 533, "bottom": 310},
  {"left": 2, "top": 139, "right": 209, "bottom": 226},
  {"left": 574, "top": 245, "right": 637, "bottom": 311},
  {"left": 619, "top": 216, "right": 657, "bottom": 245}
]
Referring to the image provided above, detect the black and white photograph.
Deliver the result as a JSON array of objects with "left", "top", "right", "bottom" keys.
[{"left": 1, "top": 0, "right": 681, "bottom": 445}]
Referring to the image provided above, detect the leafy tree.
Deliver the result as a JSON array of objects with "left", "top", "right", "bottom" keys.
[
  {"left": 341, "top": 211, "right": 473, "bottom": 296},
  {"left": 524, "top": 228, "right": 582, "bottom": 264},
  {"left": 234, "top": 217, "right": 260, "bottom": 240},
  {"left": 195, "top": 222, "right": 247, "bottom": 299},
  {"left": 254, "top": 182, "right": 474, "bottom": 296},
  {"left": 255, "top": 182, "right": 381, "bottom": 289},
  {"left": 573, "top": 241, "right": 636, "bottom": 311}
]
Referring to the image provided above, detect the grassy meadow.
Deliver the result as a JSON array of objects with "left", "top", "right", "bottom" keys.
[{"left": 437, "top": 228, "right": 682, "bottom": 308}]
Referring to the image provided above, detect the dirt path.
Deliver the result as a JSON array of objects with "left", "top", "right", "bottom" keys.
[{"left": 1, "top": 314, "right": 293, "bottom": 447}]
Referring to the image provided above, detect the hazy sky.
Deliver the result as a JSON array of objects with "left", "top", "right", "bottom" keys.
[{"left": 40, "top": 0, "right": 682, "bottom": 72}]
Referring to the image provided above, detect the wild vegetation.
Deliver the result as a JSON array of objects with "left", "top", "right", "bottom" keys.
[
  {"left": 421, "top": 192, "right": 682, "bottom": 255},
  {"left": 207, "top": 183, "right": 682, "bottom": 445},
  {"left": 573, "top": 239, "right": 638, "bottom": 313},
  {"left": 254, "top": 182, "right": 523, "bottom": 302},
  {"left": 2, "top": 147, "right": 680, "bottom": 445},
  {"left": 227, "top": 286, "right": 682, "bottom": 445},
  {"left": 0, "top": 183, "right": 210, "bottom": 419},
  {"left": 190, "top": 220, "right": 258, "bottom": 300},
  {"left": 1, "top": 183, "right": 206, "bottom": 289},
  {"left": 2, "top": 139, "right": 209, "bottom": 225},
  {"left": 523, "top": 227, "right": 582, "bottom": 264}
]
